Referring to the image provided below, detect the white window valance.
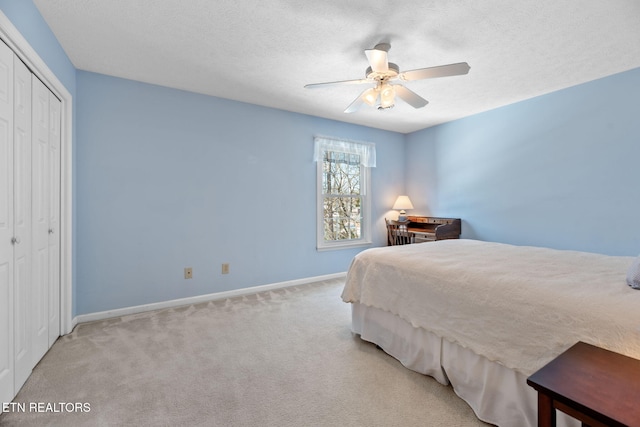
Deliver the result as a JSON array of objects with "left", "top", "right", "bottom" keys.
[{"left": 313, "top": 136, "right": 376, "bottom": 167}]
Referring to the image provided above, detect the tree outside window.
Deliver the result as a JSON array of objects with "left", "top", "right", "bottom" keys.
[{"left": 322, "top": 150, "right": 362, "bottom": 241}]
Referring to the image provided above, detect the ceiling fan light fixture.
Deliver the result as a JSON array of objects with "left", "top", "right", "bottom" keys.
[
  {"left": 380, "top": 83, "right": 395, "bottom": 108},
  {"left": 362, "top": 87, "right": 378, "bottom": 106}
]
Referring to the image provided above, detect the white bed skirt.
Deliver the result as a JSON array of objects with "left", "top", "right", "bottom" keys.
[{"left": 351, "top": 303, "right": 579, "bottom": 427}]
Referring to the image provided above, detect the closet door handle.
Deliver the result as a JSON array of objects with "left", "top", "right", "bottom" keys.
[
  {"left": 48, "top": 228, "right": 54, "bottom": 234},
  {"left": 11, "top": 236, "right": 20, "bottom": 245}
]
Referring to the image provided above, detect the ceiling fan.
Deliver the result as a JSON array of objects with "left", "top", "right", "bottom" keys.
[{"left": 304, "top": 43, "right": 470, "bottom": 113}]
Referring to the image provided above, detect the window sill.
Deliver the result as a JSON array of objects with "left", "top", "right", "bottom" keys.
[{"left": 316, "top": 240, "right": 373, "bottom": 252}]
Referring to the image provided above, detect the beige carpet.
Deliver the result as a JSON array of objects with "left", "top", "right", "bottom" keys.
[{"left": 1, "top": 278, "right": 490, "bottom": 426}]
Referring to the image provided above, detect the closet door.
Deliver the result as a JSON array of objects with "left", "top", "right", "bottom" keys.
[
  {"left": 0, "top": 38, "right": 15, "bottom": 405},
  {"left": 0, "top": 38, "right": 60, "bottom": 403},
  {"left": 31, "top": 76, "right": 49, "bottom": 364},
  {"left": 0, "top": 41, "right": 61, "bottom": 402},
  {"left": 13, "top": 57, "right": 33, "bottom": 392},
  {"left": 47, "top": 91, "right": 60, "bottom": 344}
]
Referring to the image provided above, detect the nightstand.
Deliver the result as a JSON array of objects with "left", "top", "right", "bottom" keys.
[{"left": 527, "top": 342, "right": 640, "bottom": 427}]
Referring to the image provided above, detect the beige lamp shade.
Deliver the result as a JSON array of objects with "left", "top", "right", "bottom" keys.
[
  {"left": 392, "top": 195, "right": 414, "bottom": 212},
  {"left": 392, "top": 195, "right": 414, "bottom": 221}
]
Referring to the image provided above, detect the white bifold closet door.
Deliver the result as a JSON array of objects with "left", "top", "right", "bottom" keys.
[
  {"left": 0, "top": 34, "right": 19, "bottom": 405},
  {"left": 12, "top": 44, "right": 33, "bottom": 397},
  {"left": 0, "top": 39, "right": 61, "bottom": 404},
  {"left": 32, "top": 73, "right": 61, "bottom": 364},
  {"left": 47, "top": 84, "right": 61, "bottom": 347}
]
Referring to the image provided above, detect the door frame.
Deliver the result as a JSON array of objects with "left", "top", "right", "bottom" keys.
[{"left": 0, "top": 11, "right": 73, "bottom": 335}]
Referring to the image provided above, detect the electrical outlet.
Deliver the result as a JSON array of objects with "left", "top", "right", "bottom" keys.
[
  {"left": 184, "top": 267, "right": 193, "bottom": 279},
  {"left": 221, "top": 263, "right": 230, "bottom": 274}
]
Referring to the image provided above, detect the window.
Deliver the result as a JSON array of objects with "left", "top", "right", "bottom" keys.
[{"left": 314, "top": 137, "right": 375, "bottom": 250}]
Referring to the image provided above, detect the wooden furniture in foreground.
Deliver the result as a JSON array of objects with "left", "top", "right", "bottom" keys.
[
  {"left": 527, "top": 342, "right": 640, "bottom": 427},
  {"left": 405, "top": 216, "right": 461, "bottom": 243}
]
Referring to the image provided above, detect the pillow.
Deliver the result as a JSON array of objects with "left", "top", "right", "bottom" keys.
[{"left": 627, "top": 256, "right": 640, "bottom": 290}]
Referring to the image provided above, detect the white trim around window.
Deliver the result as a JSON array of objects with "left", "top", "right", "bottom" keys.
[{"left": 314, "top": 137, "right": 374, "bottom": 251}]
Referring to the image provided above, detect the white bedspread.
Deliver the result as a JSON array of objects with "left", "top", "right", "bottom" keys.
[{"left": 341, "top": 239, "right": 640, "bottom": 375}]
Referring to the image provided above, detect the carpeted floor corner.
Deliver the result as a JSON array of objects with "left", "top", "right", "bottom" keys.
[{"left": 1, "top": 279, "right": 490, "bottom": 426}]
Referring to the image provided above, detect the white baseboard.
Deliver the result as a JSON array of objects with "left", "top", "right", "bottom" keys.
[{"left": 72, "top": 272, "right": 346, "bottom": 326}]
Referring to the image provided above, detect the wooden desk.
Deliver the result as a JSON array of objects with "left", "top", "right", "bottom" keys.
[
  {"left": 526, "top": 342, "right": 640, "bottom": 427},
  {"left": 406, "top": 216, "right": 461, "bottom": 243},
  {"left": 386, "top": 217, "right": 461, "bottom": 246}
]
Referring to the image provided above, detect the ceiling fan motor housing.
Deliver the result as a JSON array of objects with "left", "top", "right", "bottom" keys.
[{"left": 366, "top": 63, "right": 399, "bottom": 81}]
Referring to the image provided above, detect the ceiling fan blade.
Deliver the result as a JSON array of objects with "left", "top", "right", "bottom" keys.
[
  {"left": 344, "top": 89, "right": 372, "bottom": 113},
  {"left": 365, "top": 44, "right": 389, "bottom": 73},
  {"left": 400, "top": 62, "right": 470, "bottom": 81},
  {"left": 304, "top": 78, "right": 370, "bottom": 89},
  {"left": 344, "top": 97, "right": 364, "bottom": 114},
  {"left": 394, "top": 85, "right": 429, "bottom": 109}
]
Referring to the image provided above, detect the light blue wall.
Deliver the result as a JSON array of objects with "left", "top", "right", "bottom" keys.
[
  {"left": 406, "top": 67, "right": 640, "bottom": 256},
  {"left": 76, "top": 71, "right": 405, "bottom": 314}
]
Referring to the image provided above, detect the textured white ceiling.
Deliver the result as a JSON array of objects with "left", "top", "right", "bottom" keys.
[{"left": 34, "top": 0, "right": 640, "bottom": 134}]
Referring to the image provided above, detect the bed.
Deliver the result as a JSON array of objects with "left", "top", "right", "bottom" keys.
[{"left": 341, "top": 239, "right": 640, "bottom": 427}]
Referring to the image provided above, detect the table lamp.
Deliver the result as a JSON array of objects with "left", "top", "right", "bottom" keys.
[{"left": 392, "top": 195, "right": 414, "bottom": 221}]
